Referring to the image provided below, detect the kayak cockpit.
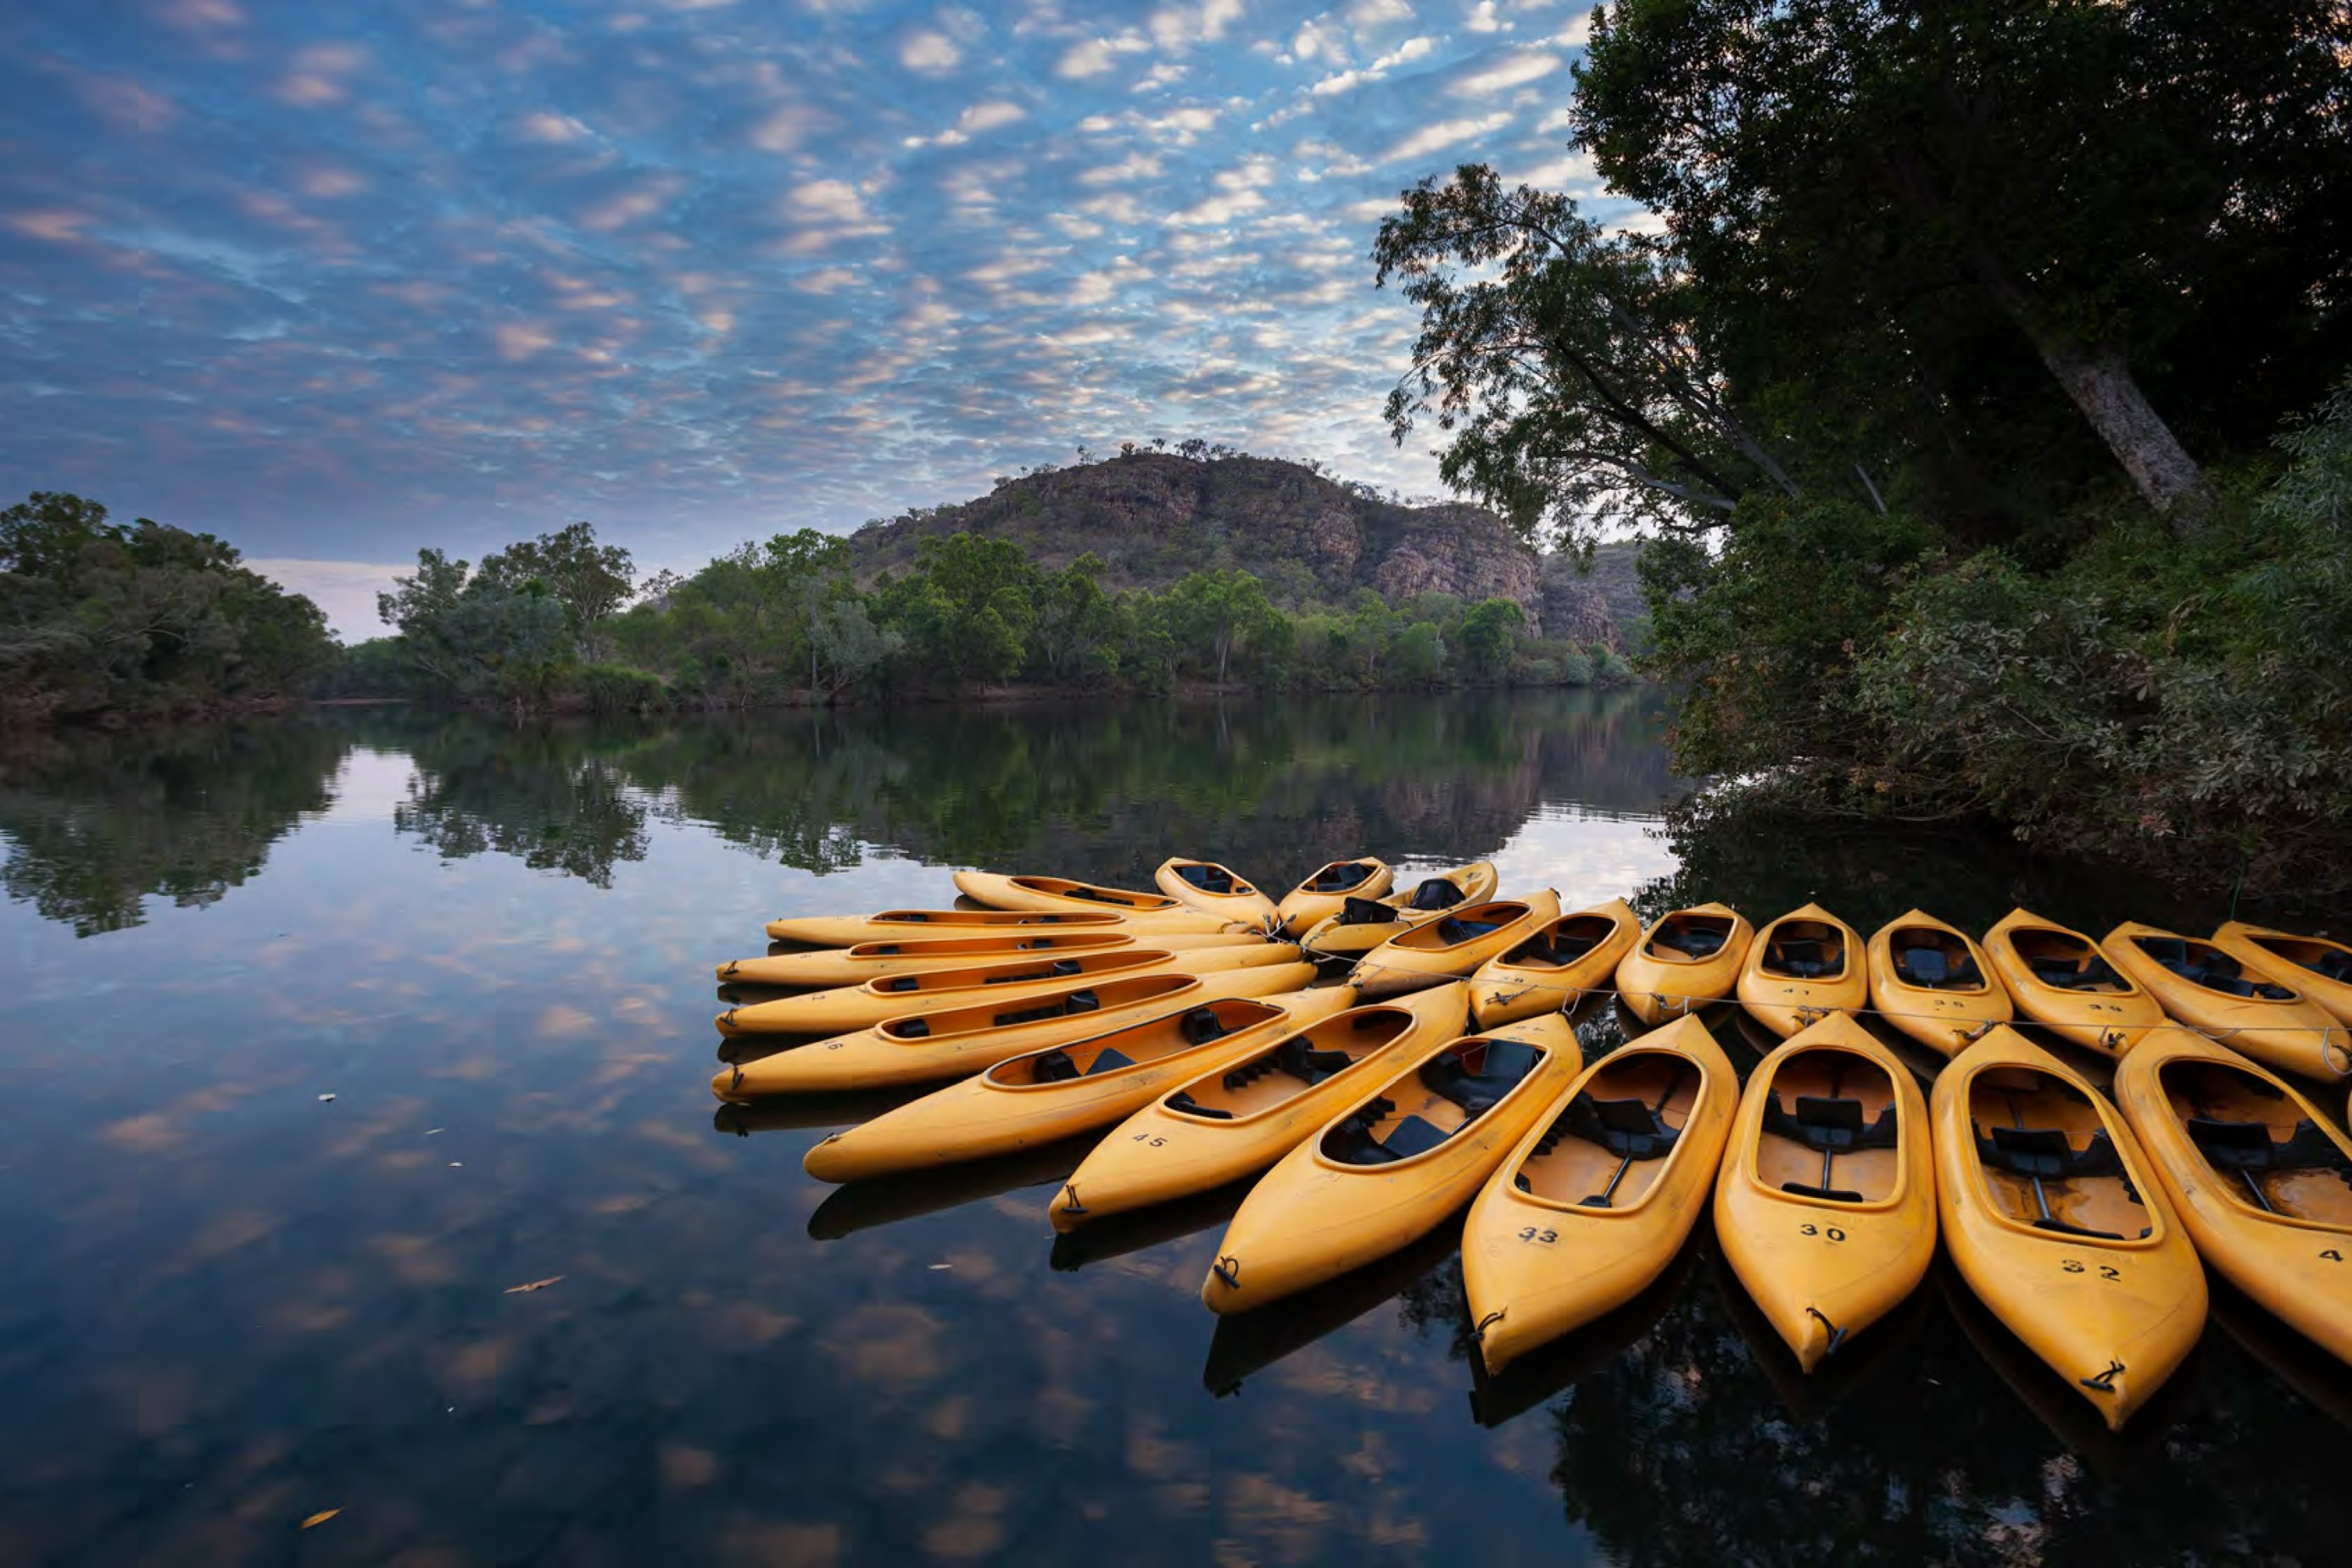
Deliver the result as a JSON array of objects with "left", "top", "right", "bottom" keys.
[
  {"left": 986, "top": 1000, "right": 1283, "bottom": 1087},
  {"left": 1759, "top": 920, "right": 1850, "bottom": 981},
  {"left": 1756, "top": 1048, "right": 1901, "bottom": 1203},
  {"left": 1503, "top": 913, "right": 1620, "bottom": 971},
  {"left": 2158, "top": 1058, "right": 2352, "bottom": 1224},
  {"left": 1302, "top": 861, "right": 1377, "bottom": 894},
  {"left": 1166, "top": 1007, "right": 1406, "bottom": 1120},
  {"left": 1403, "top": 877, "right": 1468, "bottom": 912},
  {"left": 1887, "top": 927, "right": 1989, "bottom": 992},
  {"left": 2130, "top": 935, "right": 2298, "bottom": 1001},
  {"left": 1320, "top": 1036, "right": 1550, "bottom": 1165},
  {"left": 2011, "top": 928, "right": 2134, "bottom": 993},
  {"left": 1172, "top": 861, "right": 1250, "bottom": 895},
  {"left": 1392, "top": 902, "right": 1526, "bottom": 952},
  {"left": 1514, "top": 1051, "right": 1700, "bottom": 1208},
  {"left": 1968, "top": 1066, "right": 2150, "bottom": 1240},
  {"left": 2245, "top": 932, "right": 2352, "bottom": 985},
  {"left": 1645, "top": 912, "right": 1733, "bottom": 964}
]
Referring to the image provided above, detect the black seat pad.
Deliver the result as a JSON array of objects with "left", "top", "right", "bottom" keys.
[
  {"left": 1436, "top": 916, "right": 1504, "bottom": 943},
  {"left": 1421, "top": 1038, "right": 1542, "bottom": 1115},
  {"left": 1406, "top": 879, "right": 1465, "bottom": 912},
  {"left": 2028, "top": 953, "right": 2123, "bottom": 991},
  {"left": 1560, "top": 1093, "right": 1679, "bottom": 1160},
  {"left": 1177, "top": 864, "right": 1236, "bottom": 894},
  {"left": 2187, "top": 1116, "right": 2351, "bottom": 1175},
  {"left": 1657, "top": 924, "right": 1726, "bottom": 956},
  {"left": 1181, "top": 1008, "right": 1225, "bottom": 1045},
  {"left": 1310, "top": 863, "right": 1372, "bottom": 892},
  {"left": 1765, "top": 1093, "right": 1897, "bottom": 1152},
  {"left": 1274, "top": 1037, "right": 1352, "bottom": 1084},
  {"left": 1167, "top": 1090, "right": 1232, "bottom": 1120},
  {"left": 1976, "top": 1123, "right": 2123, "bottom": 1179},
  {"left": 1340, "top": 895, "right": 1398, "bottom": 925},
  {"left": 1768, "top": 938, "right": 1830, "bottom": 978}
]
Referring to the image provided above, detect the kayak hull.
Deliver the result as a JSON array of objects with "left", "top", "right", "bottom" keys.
[
  {"left": 1982, "top": 908, "right": 2165, "bottom": 1057},
  {"left": 2103, "top": 920, "right": 2350, "bottom": 1082},
  {"left": 719, "top": 928, "right": 1258, "bottom": 988},
  {"left": 1463, "top": 1014, "right": 1737, "bottom": 1373},
  {"left": 1615, "top": 903, "right": 1755, "bottom": 1026},
  {"left": 953, "top": 871, "right": 1194, "bottom": 917},
  {"left": 1351, "top": 892, "right": 1564, "bottom": 1000},
  {"left": 800, "top": 988, "right": 1356, "bottom": 1181},
  {"left": 1864, "top": 909, "right": 2013, "bottom": 1057},
  {"left": 1468, "top": 898, "right": 1642, "bottom": 1029},
  {"left": 1933, "top": 1026, "right": 2205, "bottom": 1430},
  {"left": 1155, "top": 858, "right": 1279, "bottom": 927},
  {"left": 1048, "top": 983, "right": 1472, "bottom": 1230},
  {"left": 2114, "top": 1026, "right": 2352, "bottom": 1366},
  {"left": 766, "top": 908, "right": 1236, "bottom": 945},
  {"left": 1200, "top": 1013, "right": 1584, "bottom": 1313},
  {"left": 712, "top": 964, "right": 1319, "bottom": 1096},
  {"left": 1274, "top": 859, "right": 1396, "bottom": 938},
  {"left": 2212, "top": 920, "right": 2352, "bottom": 1029},
  {"left": 1736, "top": 902, "right": 1869, "bottom": 1038},
  {"left": 1715, "top": 1013, "right": 1936, "bottom": 1371},
  {"left": 1298, "top": 862, "right": 1501, "bottom": 959}
]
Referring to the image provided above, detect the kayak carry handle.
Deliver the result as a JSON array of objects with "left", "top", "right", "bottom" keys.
[
  {"left": 1058, "top": 1183, "right": 1087, "bottom": 1216},
  {"left": 1211, "top": 1254, "right": 1242, "bottom": 1289},
  {"left": 2079, "top": 1359, "right": 2125, "bottom": 1394},
  {"left": 1805, "top": 1306, "right": 1847, "bottom": 1357}
]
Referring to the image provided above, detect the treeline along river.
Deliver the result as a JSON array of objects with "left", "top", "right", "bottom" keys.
[{"left": 2, "top": 691, "right": 2347, "bottom": 1563}]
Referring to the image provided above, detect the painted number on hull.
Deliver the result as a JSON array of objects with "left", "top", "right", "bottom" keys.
[
  {"left": 1798, "top": 1224, "right": 1846, "bottom": 1242},
  {"left": 1130, "top": 1134, "right": 1167, "bottom": 1148},
  {"left": 1517, "top": 1227, "right": 1559, "bottom": 1245},
  {"left": 2323, "top": 1250, "right": 2343, "bottom": 1263},
  {"left": 2062, "top": 1261, "right": 2124, "bottom": 1280}
]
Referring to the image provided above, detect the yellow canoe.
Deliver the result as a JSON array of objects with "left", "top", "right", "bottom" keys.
[
  {"left": 2103, "top": 920, "right": 2351, "bottom": 1082},
  {"left": 1933, "top": 1025, "right": 2206, "bottom": 1429},
  {"left": 1715, "top": 1012, "right": 1936, "bottom": 1371},
  {"left": 1273, "top": 858, "right": 1395, "bottom": 937},
  {"left": 1155, "top": 857, "right": 1279, "bottom": 926},
  {"left": 1200, "top": 1013, "right": 1584, "bottom": 1314},
  {"left": 1468, "top": 898, "right": 1643, "bottom": 1029},
  {"left": 767, "top": 907, "right": 1236, "bottom": 945},
  {"left": 717, "top": 928, "right": 1259, "bottom": 988},
  {"left": 1461, "top": 1014, "right": 1736, "bottom": 1374},
  {"left": 801, "top": 988, "right": 1357, "bottom": 1181},
  {"left": 1981, "top": 908, "right": 2166, "bottom": 1056},
  {"left": 2212, "top": 920, "right": 2352, "bottom": 1029},
  {"left": 1047, "top": 982, "right": 1470, "bottom": 1230},
  {"left": 1297, "top": 862, "right": 1501, "bottom": 959},
  {"left": 1737, "top": 902, "right": 1869, "bottom": 1038},
  {"left": 1614, "top": 903, "right": 1755, "bottom": 1026},
  {"left": 714, "top": 941, "right": 1300, "bottom": 1036},
  {"left": 2114, "top": 1026, "right": 2352, "bottom": 1366},
  {"left": 713, "top": 964, "right": 1319, "bottom": 1097},
  {"left": 1351, "top": 891, "right": 1563, "bottom": 1000},
  {"left": 952, "top": 871, "right": 1196, "bottom": 917},
  {"left": 1864, "top": 909, "right": 2014, "bottom": 1058}
]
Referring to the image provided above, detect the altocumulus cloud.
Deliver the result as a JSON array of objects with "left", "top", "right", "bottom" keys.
[{"left": 0, "top": 0, "right": 1634, "bottom": 633}]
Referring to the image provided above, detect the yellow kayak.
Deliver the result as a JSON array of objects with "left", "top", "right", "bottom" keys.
[
  {"left": 1297, "top": 862, "right": 1501, "bottom": 959},
  {"left": 1933, "top": 1025, "right": 2205, "bottom": 1430},
  {"left": 1715, "top": 1012, "right": 1936, "bottom": 1371},
  {"left": 1461, "top": 1014, "right": 1736, "bottom": 1374},
  {"left": 2103, "top": 920, "right": 2350, "bottom": 1082},
  {"left": 1737, "top": 902, "right": 1870, "bottom": 1038},
  {"left": 1200, "top": 1013, "right": 1584, "bottom": 1314},
  {"left": 1981, "top": 908, "right": 2165, "bottom": 1056},
  {"left": 1468, "top": 898, "right": 1643, "bottom": 1029},
  {"left": 1351, "top": 891, "right": 1563, "bottom": 1000},
  {"left": 2114, "top": 1025, "right": 2352, "bottom": 1366},
  {"left": 2212, "top": 920, "right": 2352, "bottom": 1029},
  {"left": 767, "top": 906, "right": 1236, "bottom": 945},
  {"left": 1047, "top": 982, "right": 1470, "bottom": 1230},
  {"left": 1613, "top": 903, "right": 1755, "bottom": 1026},
  {"left": 1155, "top": 857, "right": 1279, "bottom": 926},
  {"left": 1273, "top": 858, "right": 1395, "bottom": 937},
  {"left": 713, "top": 964, "right": 1319, "bottom": 1096},
  {"left": 1864, "top": 909, "right": 2014, "bottom": 1058},
  {"left": 801, "top": 987, "right": 1357, "bottom": 1181},
  {"left": 717, "top": 928, "right": 1259, "bottom": 988},
  {"left": 952, "top": 871, "right": 1196, "bottom": 917},
  {"left": 714, "top": 941, "right": 1299, "bottom": 1036}
]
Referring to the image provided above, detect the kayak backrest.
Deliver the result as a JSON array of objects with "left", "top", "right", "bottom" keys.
[
  {"left": 1650, "top": 916, "right": 1728, "bottom": 958},
  {"left": 1308, "top": 862, "right": 1374, "bottom": 893},
  {"left": 1176, "top": 862, "right": 1237, "bottom": 894},
  {"left": 1406, "top": 878, "right": 1465, "bottom": 912},
  {"left": 1341, "top": 895, "right": 1399, "bottom": 925}
]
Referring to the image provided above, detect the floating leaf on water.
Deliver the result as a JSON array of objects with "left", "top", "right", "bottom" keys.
[
  {"left": 448, "top": 1162, "right": 463, "bottom": 1168},
  {"left": 424, "top": 1127, "right": 444, "bottom": 1135},
  {"left": 927, "top": 1263, "right": 953, "bottom": 1271},
  {"left": 317, "top": 1094, "right": 336, "bottom": 1102},
  {"left": 300, "top": 1509, "right": 340, "bottom": 1529},
  {"left": 503, "top": 1276, "right": 564, "bottom": 1294}
]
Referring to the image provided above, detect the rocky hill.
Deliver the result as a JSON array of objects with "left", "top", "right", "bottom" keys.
[{"left": 848, "top": 451, "right": 1617, "bottom": 644}]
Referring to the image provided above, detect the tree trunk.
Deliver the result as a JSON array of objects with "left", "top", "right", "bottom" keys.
[{"left": 2028, "top": 336, "right": 2214, "bottom": 533}]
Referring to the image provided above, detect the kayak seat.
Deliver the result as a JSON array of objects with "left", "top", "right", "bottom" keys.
[
  {"left": 1167, "top": 1090, "right": 1232, "bottom": 1120},
  {"left": 1766, "top": 1094, "right": 1898, "bottom": 1153},
  {"left": 1766, "top": 939, "right": 1831, "bottom": 978},
  {"left": 1407, "top": 880, "right": 1467, "bottom": 912},
  {"left": 1032, "top": 1050, "right": 1081, "bottom": 1083},
  {"left": 1181, "top": 1008, "right": 1227, "bottom": 1044},
  {"left": 2029, "top": 954, "right": 2125, "bottom": 991},
  {"left": 2315, "top": 950, "right": 2352, "bottom": 982},
  {"left": 2187, "top": 1116, "right": 2352, "bottom": 1178},
  {"left": 1421, "top": 1039, "right": 1543, "bottom": 1116},
  {"left": 1310, "top": 864, "right": 1373, "bottom": 892},
  {"left": 1341, "top": 895, "right": 1399, "bottom": 925},
  {"left": 1559, "top": 1093, "right": 1681, "bottom": 1161},
  {"left": 1894, "top": 946, "right": 1984, "bottom": 989},
  {"left": 874, "top": 944, "right": 902, "bottom": 955},
  {"left": 1656, "top": 925, "right": 1727, "bottom": 957},
  {"left": 990, "top": 989, "right": 1098, "bottom": 1028},
  {"left": 892, "top": 1018, "right": 931, "bottom": 1038},
  {"left": 1177, "top": 864, "right": 1237, "bottom": 895},
  {"left": 884, "top": 976, "right": 922, "bottom": 992},
  {"left": 1977, "top": 1123, "right": 2123, "bottom": 1180},
  {"left": 1273, "top": 1037, "right": 1354, "bottom": 1085},
  {"left": 1326, "top": 1101, "right": 1448, "bottom": 1164},
  {"left": 1436, "top": 916, "right": 1504, "bottom": 944}
]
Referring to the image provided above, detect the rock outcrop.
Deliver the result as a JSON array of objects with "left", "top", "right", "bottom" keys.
[{"left": 848, "top": 452, "right": 1585, "bottom": 639}]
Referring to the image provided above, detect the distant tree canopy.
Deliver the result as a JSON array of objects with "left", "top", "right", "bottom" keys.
[{"left": 0, "top": 491, "right": 335, "bottom": 723}]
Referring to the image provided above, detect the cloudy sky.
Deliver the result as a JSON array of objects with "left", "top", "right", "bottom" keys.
[{"left": 0, "top": 0, "right": 1623, "bottom": 633}]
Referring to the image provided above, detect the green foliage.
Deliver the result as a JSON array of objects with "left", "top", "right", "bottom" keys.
[
  {"left": 474, "top": 521, "right": 635, "bottom": 659},
  {"left": 1457, "top": 597, "right": 1524, "bottom": 681},
  {"left": 0, "top": 491, "right": 335, "bottom": 721}
]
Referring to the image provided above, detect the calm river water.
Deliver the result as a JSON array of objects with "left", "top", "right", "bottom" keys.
[{"left": 1, "top": 692, "right": 2345, "bottom": 1565}]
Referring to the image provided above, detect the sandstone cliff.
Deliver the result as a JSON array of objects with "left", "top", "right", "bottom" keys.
[{"left": 848, "top": 452, "right": 1590, "bottom": 640}]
